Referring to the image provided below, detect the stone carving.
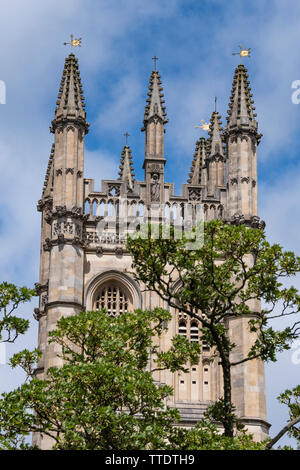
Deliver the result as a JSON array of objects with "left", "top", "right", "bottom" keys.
[
  {"left": 230, "top": 178, "right": 238, "bottom": 185},
  {"left": 108, "top": 184, "right": 121, "bottom": 197},
  {"left": 227, "top": 213, "right": 266, "bottom": 230},
  {"left": 33, "top": 308, "right": 47, "bottom": 321},
  {"left": 149, "top": 163, "right": 162, "bottom": 173},
  {"left": 66, "top": 168, "right": 74, "bottom": 175},
  {"left": 37, "top": 196, "right": 53, "bottom": 213},
  {"left": 56, "top": 169, "right": 63, "bottom": 176},
  {"left": 45, "top": 206, "right": 84, "bottom": 223},
  {"left": 53, "top": 221, "right": 82, "bottom": 237},
  {"left": 41, "top": 293, "right": 48, "bottom": 308},
  {"left": 43, "top": 238, "right": 51, "bottom": 252},
  {"left": 188, "top": 188, "right": 201, "bottom": 201},
  {"left": 34, "top": 281, "right": 48, "bottom": 296},
  {"left": 150, "top": 173, "right": 160, "bottom": 201},
  {"left": 84, "top": 231, "right": 126, "bottom": 246},
  {"left": 241, "top": 176, "right": 250, "bottom": 184}
]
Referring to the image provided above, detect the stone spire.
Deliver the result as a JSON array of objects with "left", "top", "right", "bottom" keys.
[
  {"left": 142, "top": 70, "right": 168, "bottom": 131},
  {"left": 224, "top": 64, "right": 263, "bottom": 225},
  {"left": 118, "top": 145, "right": 135, "bottom": 191},
  {"left": 188, "top": 138, "right": 206, "bottom": 185},
  {"left": 206, "top": 111, "right": 225, "bottom": 196},
  {"left": 51, "top": 53, "right": 89, "bottom": 133},
  {"left": 142, "top": 67, "right": 168, "bottom": 204},
  {"left": 207, "top": 112, "right": 224, "bottom": 159},
  {"left": 40, "top": 52, "right": 89, "bottom": 377},
  {"left": 226, "top": 64, "right": 258, "bottom": 134}
]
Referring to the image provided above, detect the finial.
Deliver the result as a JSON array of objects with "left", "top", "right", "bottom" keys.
[
  {"left": 124, "top": 132, "right": 130, "bottom": 146},
  {"left": 232, "top": 44, "right": 251, "bottom": 64},
  {"left": 64, "top": 34, "right": 82, "bottom": 50},
  {"left": 194, "top": 120, "right": 210, "bottom": 132},
  {"left": 152, "top": 56, "right": 159, "bottom": 71},
  {"left": 214, "top": 96, "right": 217, "bottom": 112}
]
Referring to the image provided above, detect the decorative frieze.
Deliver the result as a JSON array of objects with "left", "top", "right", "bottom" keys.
[
  {"left": 52, "top": 221, "right": 82, "bottom": 237},
  {"left": 44, "top": 205, "right": 88, "bottom": 223},
  {"left": 230, "top": 177, "right": 256, "bottom": 185},
  {"left": 148, "top": 163, "right": 163, "bottom": 173},
  {"left": 84, "top": 231, "right": 126, "bottom": 246},
  {"left": 43, "top": 235, "right": 84, "bottom": 250},
  {"left": 241, "top": 176, "right": 250, "bottom": 184}
]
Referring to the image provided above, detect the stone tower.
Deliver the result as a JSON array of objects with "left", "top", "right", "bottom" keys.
[{"left": 34, "top": 54, "right": 269, "bottom": 448}]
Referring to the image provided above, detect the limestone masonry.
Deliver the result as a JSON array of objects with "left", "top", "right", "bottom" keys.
[{"left": 34, "top": 53, "right": 269, "bottom": 448}]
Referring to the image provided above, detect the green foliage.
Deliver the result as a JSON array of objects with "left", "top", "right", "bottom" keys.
[
  {"left": 168, "top": 419, "right": 267, "bottom": 450},
  {"left": 0, "top": 282, "right": 36, "bottom": 344},
  {"left": 127, "top": 220, "right": 300, "bottom": 436},
  {"left": 0, "top": 308, "right": 201, "bottom": 450},
  {"left": 278, "top": 386, "right": 300, "bottom": 442}
]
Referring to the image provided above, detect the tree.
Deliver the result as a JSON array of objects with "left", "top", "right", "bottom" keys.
[
  {"left": 0, "top": 308, "right": 202, "bottom": 450},
  {"left": 266, "top": 386, "right": 300, "bottom": 450},
  {"left": 0, "top": 282, "right": 35, "bottom": 346},
  {"left": 127, "top": 220, "right": 300, "bottom": 438}
]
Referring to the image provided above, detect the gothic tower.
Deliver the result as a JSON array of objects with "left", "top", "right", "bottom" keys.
[{"left": 35, "top": 55, "right": 269, "bottom": 448}]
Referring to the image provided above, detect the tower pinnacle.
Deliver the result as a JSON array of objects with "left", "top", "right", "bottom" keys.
[
  {"left": 207, "top": 111, "right": 224, "bottom": 159},
  {"left": 142, "top": 69, "right": 168, "bottom": 131},
  {"left": 225, "top": 64, "right": 261, "bottom": 221},
  {"left": 206, "top": 111, "right": 225, "bottom": 195},
  {"left": 118, "top": 145, "right": 135, "bottom": 191},
  {"left": 225, "top": 64, "right": 258, "bottom": 134},
  {"left": 188, "top": 138, "right": 206, "bottom": 185},
  {"left": 51, "top": 53, "right": 89, "bottom": 133}
]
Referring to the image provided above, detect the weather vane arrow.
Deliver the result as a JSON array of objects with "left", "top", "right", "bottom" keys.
[
  {"left": 232, "top": 44, "right": 251, "bottom": 64},
  {"left": 64, "top": 34, "right": 82, "bottom": 49}
]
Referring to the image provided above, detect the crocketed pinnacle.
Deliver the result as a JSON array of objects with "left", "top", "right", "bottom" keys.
[
  {"left": 52, "top": 53, "right": 88, "bottom": 131},
  {"left": 206, "top": 111, "right": 224, "bottom": 159},
  {"left": 187, "top": 138, "right": 206, "bottom": 185},
  {"left": 118, "top": 145, "right": 135, "bottom": 190},
  {"left": 142, "top": 70, "right": 168, "bottom": 131},
  {"left": 226, "top": 64, "right": 257, "bottom": 131},
  {"left": 42, "top": 144, "right": 55, "bottom": 197}
]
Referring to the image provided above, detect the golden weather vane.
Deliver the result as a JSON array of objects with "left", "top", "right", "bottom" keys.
[
  {"left": 64, "top": 34, "right": 82, "bottom": 49},
  {"left": 194, "top": 120, "right": 210, "bottom": 132},
  {"left": 232, "top": 44, "right": 251, "bottom": 63}
]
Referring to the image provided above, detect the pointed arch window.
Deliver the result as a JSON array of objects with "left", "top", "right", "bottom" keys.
[{"left": 95, "top": 283, "right": 130, "bottom": 317}]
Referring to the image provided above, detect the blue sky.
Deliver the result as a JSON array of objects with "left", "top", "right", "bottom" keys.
[{"left": 0, "top": 0, "right": 300, "bottom": 447}]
